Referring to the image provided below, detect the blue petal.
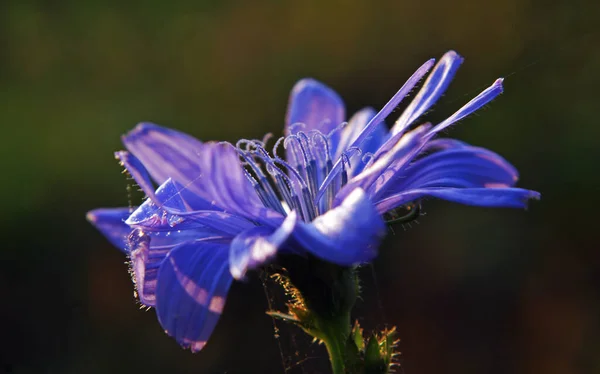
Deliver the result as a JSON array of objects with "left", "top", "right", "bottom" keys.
[
  {"left": 126, "top": 179, "right": 255, "bottom": 236},
  {"left": 375, "top": 187, "right": 541, "bottom": 213},
  {"left": 155, "top": 240, "right": 233, "bottom": 352},
  {"left": 115, "top": 151, "right": 157, "bottom": 200},
  {"left": 126, "top": 178, "right": 190, "bottom": 229},
  {"left": 348, "top": 58, "right": 435, "bottom": 150},
  {"left": 122, "top": 122, "right": 205, "bottom": 185},
  {"left": 122, "top": 123, "right": 274, "bottom": 222},
  {"left": 428, "top": 78, "right": 504, "bottom": 136},
  {"left": 390, "top": 51, "right": 463, "bottom": 136},
  {"left": 86, "top": 208, "right": 132, "bottom": 252},
  {"left": 333, "top": 125, "right": 430, "bottom": 206},
  {"left": 128, "top": 227, "right": 230, "bottom": 307},
  {"left": 285, "top": 79, "right": 346, "bottom": 154},
  {"left": 316, "top": 58, "right": 435, "bottom": 201},
  {"left": 336, "top": 107, "right": 388, "bottom": 177},
  {"left": 375, "top": 146, "right": 519, "bottom": 200},
  {"left": 128, "top": 228, "right": 165, "bottom": 306},
  {"left": 294, "top": 189, "right": 386, "bottom": 266},
  {"left": 229, "top": 212, "right": 297, "bottom": 279}
]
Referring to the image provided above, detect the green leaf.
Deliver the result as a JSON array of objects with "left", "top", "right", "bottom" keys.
[{"left": 351, "top": 320, "right": 365, "bottom": 352}]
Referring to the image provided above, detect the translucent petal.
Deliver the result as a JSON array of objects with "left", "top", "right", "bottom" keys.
[
  {"left": 155, "top": 240, "right": 233, "bottom": 352},
  {"left": 285, "top": 79, "right": 345, "bottom": 154},
  {"left": 334, "top": 125, "right": 430, "bottom": 206},
  {"left": 428, "top": 78, "right": 504, "bottom": 136},
  {"left": 316, "top": 58, "right": 435, "bottom": 201},
  {"left": 336, "top": 107, "right": 388, "bottom": 176},
  {"left": 121, "top": 122, "right": 205, "bottom": 185},
  {"left": 390, "top": 51, "right": 463, "bottom": 136},
  {"left": 86, "top": 208, "right": 132, "bottom": 252},
  {"left": 122, "top": 123, "right": 273, "bottom": 222},
  {"left": 348, "top": 58, "right": 435, "bottom": 150},
  {"left": 124, "top": 178, "right": 252, "bottom": 236}
]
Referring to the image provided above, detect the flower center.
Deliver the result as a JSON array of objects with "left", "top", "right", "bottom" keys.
[{"left": 235, "top": 125, "right": 357, "bottom": 222}]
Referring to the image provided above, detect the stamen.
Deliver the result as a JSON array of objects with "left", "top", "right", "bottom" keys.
[
  {"left": 253, "top": 145, "right": 311, "bottom": 222},
  {"left": 272, "top": 170, "right": 296, "bottom": 214},
  {"left": 236, "top": 139, "right": 257, "bottom": 151},
  {"left": 327, "top": 121, "right": 348, "bottom": 143},
  {"left": 340, "top": 153, "right": 351, "bottom": 187},
  {"left": 310, "top": 132, "right": 332, "bottom": 213},
  {"left": 272, "top": 136, "right": 286, "bottom": 158},
  {"left": 362, "top": 152, "right": 375, "bottom": 166},
  {"left": 271, "top": 157, "right": 313, "bottom": 221},
  {"left": 288, "top": 122, "right": 307, "bottom": 133},
  {"left": 310, "top": 131, "right": 331, "bottom": 167},
  {"left": 297, "top": 132, "right": 319, "bottom": 206},
  {"left": 261, "top": 132, "right": 274, "bottom": 146},
  {"left": 283, "top": 135, "right": 308, "bottom": 179},
  {"left": 314, "top": 147, "right": 362, "bottom": 206},
  {"left": 237, "top": 150, "right": 285, "bottom": 215}
]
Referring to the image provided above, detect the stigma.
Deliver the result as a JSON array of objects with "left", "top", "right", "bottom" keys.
[{"left": 234, "top": 125, "right": 357, "bottom": 222}]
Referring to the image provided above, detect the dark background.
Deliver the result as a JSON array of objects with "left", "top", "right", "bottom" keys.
[{"left": 1, "top": 1, "right": 598, "bottom": 373}]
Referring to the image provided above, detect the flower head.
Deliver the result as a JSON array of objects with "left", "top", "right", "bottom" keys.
[{"left": 87, "top": 51, "right": 539, "bottom": 352}]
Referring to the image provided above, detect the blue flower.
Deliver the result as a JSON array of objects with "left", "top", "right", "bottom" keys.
[{"left": 87, "top": 51, "right": 539, "bottom": 352}]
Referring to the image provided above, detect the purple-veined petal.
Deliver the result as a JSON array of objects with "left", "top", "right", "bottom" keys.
[
  {"left": 369, "top": 77, "right": 504, "bottom": 202},
  {"left": 428, "top": 78, "right": 504, "bottom": 136},
  {"left": 375, "top": 187, "right": 541, "bottom": 213},
  {"left": 316, "top": 58, "right": 435, "bottom": 202},
  {"left": 349, "top": 58, "right": 436, "bottom": 150},
  {"left": 375, "top": 146, "right": 519, "bottom": 200},
  {"left": 128, "top": 228, "right": 230, "bottom": 307},
  {"left": 390, "top": 51, "right": 463, "bottom": 136},
  {"left": 115, "top": 151, "right": 156, "bottom": 200},
  {"left": 124, "top": 178, "right": 252, "bottom": 236},
  {"left": 122, "top": 122, "right": 205, "bottom": 185},
  {"left": 334, "top": 124, "right": 430, "bottom": 206},
  {"left": 128, "top": 228, "right": 164, "bottom": 306},
  {"left": 293, "top": 188, "right": 386, "bottom": 266},
  {"left": 86, "top": 207, "right": 132, "bottom": 252},
  {"left": 126, "top": 178, "right": 190, "bottom": 229},
  {"left": 123, "top": 123, "right": 273, "bottom": 222},
  {"left": 285, "top": 79, "right": 346, "bottom": 155},
  {"left": 155, "top": 240, "right": 233, "bottom": 352},
  {"left": 229, "top": 212, "right": 297, "bottom": 280}
]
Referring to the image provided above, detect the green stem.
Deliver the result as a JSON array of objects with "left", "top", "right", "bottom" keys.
[
  {"left": 324, "top": 334, "right": 346, "bottom": 374},
  {"left": 319, "top": 314, "right": 351, "bottom": 374}
]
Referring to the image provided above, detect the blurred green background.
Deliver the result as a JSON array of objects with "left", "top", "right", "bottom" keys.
[{"left": 1, "top": 1, "right": 598, "bottom": 373}]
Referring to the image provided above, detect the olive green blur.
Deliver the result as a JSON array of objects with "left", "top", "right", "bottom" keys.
[{"left": 1, "top": 1, "right": 598, "bottom": 373}]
